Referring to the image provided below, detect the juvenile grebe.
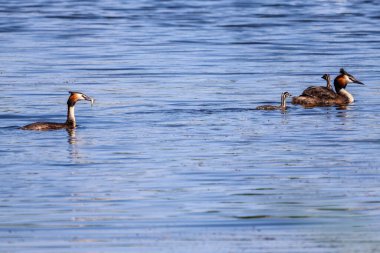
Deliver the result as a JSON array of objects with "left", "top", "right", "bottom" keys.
[
  {"left": 21, "top": 91, "right": 94, "bottom": 131},
  {"left": 322, "top": 74, "right": 332, "bottom": 90},
  {"left": 292, "top": 68, "right": 364, "bottom": 107},
  {"left": 256, "top": 92, "right": 292, "bottom": 110},
  {"left": 295, "top": 74, "right": 334, "bottom": 100}
]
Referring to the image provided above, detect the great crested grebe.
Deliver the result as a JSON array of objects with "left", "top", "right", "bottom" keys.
[
  {"left": 292, "top": 68, "right": 364, "bottom": 107},
  {"left": 256, "top": 91, "right": 292, "bottom": 110},
  {"left": 21, "top": 91, "right": 94, "bottom": 131}
]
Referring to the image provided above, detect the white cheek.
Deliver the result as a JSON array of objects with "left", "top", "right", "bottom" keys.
[{"left": 345, "top": 75, "right": 352, "bottom": 83}]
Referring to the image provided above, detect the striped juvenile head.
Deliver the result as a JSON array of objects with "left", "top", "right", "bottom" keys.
[
  {"left": 282, "top": 91, "right": 292, "bottom": 98},
  {"left": 321, "top": 74, "right": 330, "bottom": 81}
]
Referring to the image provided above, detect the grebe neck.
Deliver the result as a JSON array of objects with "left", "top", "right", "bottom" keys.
[
  {"left": 280, "top": 94, "right": 287, "bottom": 108},
  {"left": 338, "top": 88, "right": 354, "bottom": 103},
  {"left": 66, "top": 105, "right": 76, "bottom": 128},
  {"left": 334, "top": 75, "right": 347, "bottom": 93},
  {"left": 326, "top": 76, "right": 332, "bottom": 90}
]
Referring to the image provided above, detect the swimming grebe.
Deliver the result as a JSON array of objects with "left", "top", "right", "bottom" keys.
[
  {"left": 21, "top": 91, "right": 94, "bottom": 131},
  {"left": 292, "top": 68, "right": 364, "bottom": 107},
  {"left": 256, "top": 91, "right": 292, "bottom": 110}
]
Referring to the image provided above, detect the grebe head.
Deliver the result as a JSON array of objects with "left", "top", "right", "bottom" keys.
[
  {"left": 280, "top": 91, "right": 292, "bottom": 107},
  {"left": 322, "top": 74, "right": 332, "bottom": 89},
  {"left": 334, "top": 68, "right": 364, "bottom": 92},
  {"left": 321, "top": 74, "right": 330, "bottom": 81},
  {"left": 282, "top": 91, "right": 292, "bottom": 98},
  {"left": 67, "top": 91, "right": 94, "bottom": 106},
  {"left": 339, "top": 68, "right": 364, "bottom": 85}
]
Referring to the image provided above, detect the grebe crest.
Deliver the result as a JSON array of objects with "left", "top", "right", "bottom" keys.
[
  {"left": 292, "top": 68, "right": 364, "bottom": 107},
  {"left": 256, "top": 91, "right": 292, "bottom": 110},
  {"left": 334, "top": 68, "right": 364, "bottom": 92},
  {"left": 21, "top": 91, "right": 94, "bottom": 131}
]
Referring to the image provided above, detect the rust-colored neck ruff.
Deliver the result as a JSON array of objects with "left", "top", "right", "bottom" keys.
[{"left": 334, "top": 75, "right": 348, "bottom": 93}]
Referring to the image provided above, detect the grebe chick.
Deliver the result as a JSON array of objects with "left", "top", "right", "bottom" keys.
[
  {"left": 21, "top": 91, "right": 94, "bottom": 131},
  {"left": 296, "top": 74, "right": 335, "bottom": 100},
  {"left": 322, "top": 74, "right": 332, "bottom": 90},
  {"left": 292, "top": 68, "right": 364, "bottom": 107},
  {"left": 256, "top": 92, "right": 292, "bottom": 110}
]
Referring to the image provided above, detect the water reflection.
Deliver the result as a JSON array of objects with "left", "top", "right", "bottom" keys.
[
  {"left": 281, "top": 114, "right": 289, "bottom": 125},
  {"left": 336, "top": 105, "right": 348, "bottom": 111},
  {"left": 67, "top": 128, "right": 77, "bottom": 145},
  {"left": 335, "top": 105, "right": 351, "bottom": 120},
  {"left": 66, "top": 128, "right": 85, "bottom": 162}
]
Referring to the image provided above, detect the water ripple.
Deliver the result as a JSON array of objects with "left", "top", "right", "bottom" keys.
[{"left": 1, "top": 0, "right": 380, "bottom": 252}]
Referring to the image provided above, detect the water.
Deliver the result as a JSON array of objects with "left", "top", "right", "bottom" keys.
[{"left": 1, "top": 0, "right": 380, "bottom": 252}]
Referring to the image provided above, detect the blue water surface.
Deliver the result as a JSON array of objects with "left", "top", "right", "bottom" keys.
[{"left": 1, "top": 0, "right": 380, "bottom": 252}]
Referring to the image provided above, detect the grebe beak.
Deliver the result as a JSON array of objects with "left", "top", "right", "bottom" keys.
[
  {"left": 321, "top": 74, "right": 329, "bottom": 80},
  {"left": 353, "top": 79, "right": 364, "bottom": 85},
  {"left": 340, "top": 69, "right": 365, "bottom": 85},
  {"left": 349, "top": 75, "right": 364, "bottom": 85},
  {"left": 83, "top": 95, "right": 95, "bottom": 106}
]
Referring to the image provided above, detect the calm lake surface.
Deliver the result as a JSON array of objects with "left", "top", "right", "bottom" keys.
[{"left": 1, "top": 0, "right": 380, "bottom": 252}]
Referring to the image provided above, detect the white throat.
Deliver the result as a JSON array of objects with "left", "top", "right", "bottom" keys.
[
  {"left": 281, "top": 96, "right": 287, "bottom": 108},
  {"left": 67, "top": 106, "right": 76, "bottom": 126},
  {"left": 339, "top": 88, "right": 354, "bottom": 103}
]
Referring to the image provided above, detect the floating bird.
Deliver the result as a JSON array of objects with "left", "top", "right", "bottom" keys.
[
  {"left": 21, "top": 91, "right": 94, "bottom": 131},
  {"left": 256, "top": 91, "right": 292, "bottom": 110},
  {"left": 292, "top": 68, "right": 364, "bottom": 107}
]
